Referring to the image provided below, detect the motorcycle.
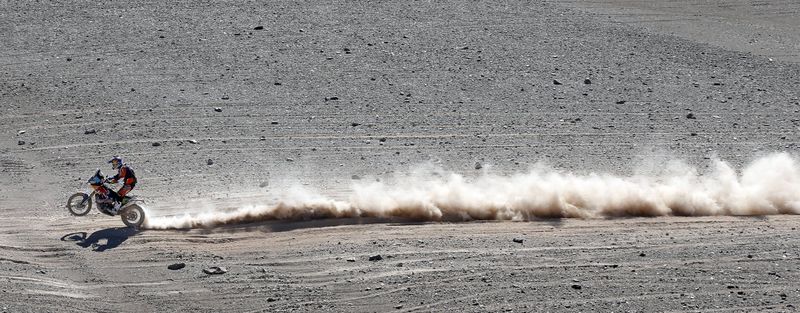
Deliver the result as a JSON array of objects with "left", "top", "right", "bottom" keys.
[{"left": 65, "top": 169, "right": 146, "bottom": 229}]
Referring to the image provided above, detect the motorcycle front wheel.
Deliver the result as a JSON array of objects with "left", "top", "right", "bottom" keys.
[
  {"left": 66, "top": 193, "right": 92, "bottom": 216},
  {"left": 120, "top": 205, "right": 145, "bottom": 229}
]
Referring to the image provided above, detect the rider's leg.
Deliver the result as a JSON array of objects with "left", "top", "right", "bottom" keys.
[{"left": 117, "top": 185, "right": 133, "bottom": 198}]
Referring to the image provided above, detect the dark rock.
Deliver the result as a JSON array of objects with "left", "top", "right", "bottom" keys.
[
  {"left": 512, "top": 238, "right": 524, "bottom": 243},
  {"left": 151, "top": 142, "right": 161, "bottom": 147},
  {"left": 346, "top": 258, "right": 356, "bottom": 262},
  {"left": 571, "top": 284, "right": 582, "bottom": 290},
  {"left": 553, "top": 79, "right": 562, "bottom": 85},
  {"left": 639, "top": 252, "right": 646, "bottom": 257},
  {"left": 474, "top": 162, "right": 483, "bottom": 170},
  {"left": 369, "top": 255, "right": 383, "bottom": 261},
  {"left": 351, "top": 175, "right": 361, "bottom": 180},
  {"left": 202, "top": 266, "right": 227, "bottom": 275},
  {"left": 260, "top": 136, "right": 266, "bottom": 141},
  {"left": 220, "top": 96, "right": 229, "bottom": 100},
  {"left": 351, "top": 122, "right": 361, "bottom": 127},
  {"left": 690, "top": 132, "right": 697, "bottom": 136},
  {"left": 273, "top": 82, "right": 281, "bottom": 85},
  {"left": 394, "top": 305, "right": 403, "bottom": 309},
  {"left": 584, "top": 78, "right": 592, "bottom": 84},
  {"left": 286, "top": 158, "right": 294, "bottom": 162},
  {"left": 616, "top": 100, "right": 626, "bottom": 104},
  {"left": 379, "top": 137, "right": 387, "bottom": 142},
  {"left": 270, "top": 121, "right": 279, "bottom": 125},
  {"left": 207, "top": 159, "right": 214, "bottom": 165},
  {"left": 167, "top": 263, "right": 186, "bottom": 270},
  {"left": 214, "top": 107, "right": 222, "bottom": 112},
  {"left": 686, "top": 113, "right": 696, "bottom": 119},
  {"left": 17, "top": 140, "right": 24, "bottom": 145},
  {"left": 188, "top": 139, "right": 198, "bottom": 144},
  {"left": 84, "top": 129, "right": 96, "bottom": 134},
  {"left": 259, "top": 182, "right": 269, "bottom": 188},
  {"left": 267, "top": 297, "right": 276, "bottom": 302},
  {"left": 253, "top": 26, "right": 264, "bottom": 30}
]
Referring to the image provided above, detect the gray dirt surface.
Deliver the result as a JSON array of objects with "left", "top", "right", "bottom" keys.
[{"left": 1, "top": 0, "right": 799, "bottom": 312}]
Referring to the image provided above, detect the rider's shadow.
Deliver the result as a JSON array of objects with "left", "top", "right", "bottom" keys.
[{"left": 61, "top": 227, "right": 140, "bottom": 252}]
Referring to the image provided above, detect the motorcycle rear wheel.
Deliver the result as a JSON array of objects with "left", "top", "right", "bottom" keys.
[
  {"left": 66, "top": 193, "right": 92, "bottom": 216},
  {"left": 120, "top": 205, "right": 145, "bottom": 229}
]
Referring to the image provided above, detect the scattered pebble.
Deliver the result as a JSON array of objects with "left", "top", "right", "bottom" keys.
[
  {"left": 351, "top": 175, "right": 361, "bottom": 180},
  {"left": 188, "top": 139, "right": 198, "bottom": 144},
  {"left": 253, "top": 26, "right": 264, "bottom": 30},
  {"left": 553, "top": 79, "right": 562, "bottom": 85},
  {"left": 639, "top": 252, "right": 646, "bottom": 257},
  {"left": 584, "top": 78, "right": 592, "bottom": 84},
  {"left": 167, "top": 263, "right": 186, "bottom": 270},
  {"left": 346, "top": 258, "right": 356, "bottom": 262},
  {"left": 474, "top": 162, "right": 483, "bottom": 170},
  {"left": 207, "top": 159, "right": 214, "bottom": 165},
  {"left": 214, "top": 107, "right": 222, "bottom": 112},
  {"left": 369, "top": 255, "right": 383, "bottom": 261},
  {"left": 17, "top": 130, "right": 25, "bottom": 135},
  {"left": 259, "top": 182, "right": 269, "bottom": 188},
  {"left": 394, "top": 305, "right": 404, "bottom": 309},
  {"left": 267, "top": 297, "right": 276, "bottom": 302},
  {"left": 286, "top": 158, "right": 294, "bottom": 162},
  {"left": 84, "top": 129, "right": 96, "bottom": 134},
  {"left": 202, "top": 266, "right": 227, "bottom": 275},
  {"left": 17, "top": 140, "right": 25, "bottom": 145},
  {"left": 571, "top": 284, "right": 582, "bottom": 290},
  {"left": 151, "top": 142, "right": 161, "bottom": 147},
  {"left": 686, "top": 113, "right": 696, "bottom": 119},
  {"left": 512, "top": 238, "right": 524, "bottom": 244}
]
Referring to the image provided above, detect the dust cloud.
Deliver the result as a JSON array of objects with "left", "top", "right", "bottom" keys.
[{"left": 144, "top": 153, "right": 800, "bottom": 229}]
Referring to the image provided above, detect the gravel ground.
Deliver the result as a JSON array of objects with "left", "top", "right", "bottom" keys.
[{"left": 1, "top": 0, "right": 799, "bottom": 312}]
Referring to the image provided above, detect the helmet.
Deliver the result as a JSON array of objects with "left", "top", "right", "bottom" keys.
[{"left": 108, "top": 156, "right": 123, "bottom": 170}]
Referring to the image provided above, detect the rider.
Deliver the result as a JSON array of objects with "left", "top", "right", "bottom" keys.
[{"left": 107, "top": 156, "right": 137, "bottom": 210}]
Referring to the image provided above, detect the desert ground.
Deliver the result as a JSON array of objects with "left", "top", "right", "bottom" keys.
[{"left": 2, "top": 0, "right": 800, "bottom": 312}]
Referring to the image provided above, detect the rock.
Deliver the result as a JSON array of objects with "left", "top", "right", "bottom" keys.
[
  {"left": 351, "top": 122, "right": 361, "bottom": 127},
  {"left": 553, "top": 79, "right": 562, "bottom": 85},
  {"left": 267, "top": 297, "right": 276, "bottom": 302},
  {"left": 253, "top": 26, "right": 264, "bottom": 30},
  {"left": 639, "top": 252, "right": 646, "bottom": 257},
  {"left": 270, "top": 121, "right": 279, "bottom": 125},
  {"left": 202, "top": 266, "right": 227, "bottom": 275},
  {"left": 273, "top": 82, "right": 281, "bottom": 85},
  {"left": 583, "top": 78, "right": 592, "bottom": 84},
  {"left": 690, "top": 132, "right": 697, "bottom": 136},
  {"left": 616, "top": 100, "right": 626, "bottom": 104},
  {"left": 346, "top": 258, "right": 356, "bottom": 262},
  {"left": 220, "top": 96, "right": 229, "bottom": 100},
  {"left": 325, "top": 96, "right": 340, "bottom": 101},
  {"left": 351, "top": 175, "right": 361, "bottom": 180},
  {"left": 17, "top": 130, "right": 25, "bottom": 135},
  {"left": 151, "top": 142, "right": 161, "bottom": 147},
  {"left": 207, "top": 159, "right": 214, "bottom": 165},
  {"left": 369, "top": 255, "right": 383, "bottom": 261},
  {"left": 17, "top": 140, "right": 25, "bottom": 145},
  {"left": 571, "top": 284, "right": 582, "bottom": 290},
  {"left": 259, "top": 181, "right": 269, "bottom": 188},
  {"left": 686, "top": 113, "right": 696, "bottom": 119},
  {"left": 260, "top": 136, "right": 266, "bottom": 141},
  {"left": 214, "top": 107, "right": 222, "bottom": 112},
  {"left": 394, "top": 305, "right": 404, "bottom": 309},
  {"left": 167, "top": 263, "right": 186, "bottom": 270},
  {"left": 474, "top": 162, "right": 483, "bottom": 170},
  {"left": 84, "top": 129, "right": 96, "bottom": 134},
  {"left": 379, "top": 137, "right": 387, "bottom": 142},
  {"left": 286, "top": 158, "right": 294, "bottom": 162},
  {"left": 188, "top": 139, "right": 198, "bottom": 144},
  {"left": 512, "top": 238, "right": 524, "bottom": 243}
]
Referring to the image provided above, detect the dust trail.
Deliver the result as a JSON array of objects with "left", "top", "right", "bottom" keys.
[{"left": 144, "top": 153, "right": 800, "bottom": 229}]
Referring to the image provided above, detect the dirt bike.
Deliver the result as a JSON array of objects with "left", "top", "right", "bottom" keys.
[{"left": 66, "top": 170, "right": 146, "bottom": 229}]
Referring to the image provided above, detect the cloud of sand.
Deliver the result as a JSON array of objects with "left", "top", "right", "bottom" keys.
[{"left": 143, "top": 152, "right": 800, "bottom": 229}]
